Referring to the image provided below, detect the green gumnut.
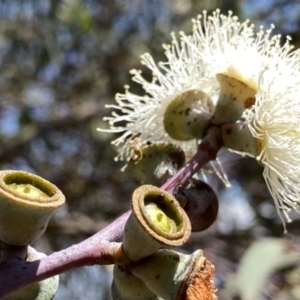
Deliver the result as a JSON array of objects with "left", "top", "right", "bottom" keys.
[
  {"left": 131, "top": 249, "right": 209, "bottom": 300},
  {"left": 221, "top": 121, "right": 260, "bottom": 157},
  {"left": 127, "top": 143, "right": 185, "bottom": 186},
  {"left": 174, "top": 179, "right": 219, "bottom": 232},
  {"left": 122, "top": 185, "right": 191, "bottom": 261},
  {"left": 3, "top": 247, "right": 59, "bottom": 300},
  {"left": 112, "top": 265, "right": 160, "bottom": 300},
  {"left": 0, "top": 170, "right": 65, "bottom": 245},
  {"left": 211, "top": 73, "right": 256, "bottom": 125},
  {"left": 164, "top": 89, "right": 214, "bottom": 141}
]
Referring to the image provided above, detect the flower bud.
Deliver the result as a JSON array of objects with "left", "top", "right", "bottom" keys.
[
  {"left": 221, "top": 121, "right": 259, "bottom": 157},
  {"left": 127, "top": 143, "right": 185, "bottom": 185},
  {"left": 132, "top": 249, "right": 216, "bottom": 300},
  {"left": 123, "top": 185, "right": 191, "bottom": 261},
  {"left": 163, "top": 90, "right": 214, "bottom": 141},
  {"left": 211, "top": 73, "right": 256, "bottom": 125},
  {"left": 0, "top": 170, "right": 65, "bottom": 245},
  {"left": 3, "top": 246, "right": 59, "bottom": 300},
  {"left": 175, "top": 179, "right": 218, "bottom": 232},
  {"left": 112, "top": 265, "right": 160, "bottom": 300}
]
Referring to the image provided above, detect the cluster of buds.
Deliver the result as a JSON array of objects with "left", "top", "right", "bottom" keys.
[
  {"left": 111, "top": 185, "right": 216, "bottom": 300},
  {"left": 0, "top": 170, "right": 65, "bottom": 300}
]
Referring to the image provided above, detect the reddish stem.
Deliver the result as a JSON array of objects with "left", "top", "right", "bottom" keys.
[
  {"left": 0, "top": 126, "right": 222, "bottom": 299},
  {"left": 0, "top": 239, "right": 121, "bottom": 298},
  {"left": 162, "top": 127, "right": 221, "bottom": 194},
  {"left": 0, "top": 212, "right": 130, "bottom": 298}
]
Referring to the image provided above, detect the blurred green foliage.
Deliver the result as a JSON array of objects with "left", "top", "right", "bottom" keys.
[{"left": 1, "top": 0, "right": 300, "bottom": 299}]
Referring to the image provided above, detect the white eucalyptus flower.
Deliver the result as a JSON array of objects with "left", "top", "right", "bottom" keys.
[
  {"left": 99, "top": 28, "right": 232, "bottom": 184},
  {"left": 100, "top": 33, "right": 219, "bottom": 162},
  {"left": 100, "top": 11, "right": 253, "bottom": 160},
  {"left": 182, "top": 10, "right": 300, "bottom": 130},
  {"left": 182, "top": 9, "right": 298, "bottom": 92},
  {"left": 99, "top": 10, "right": 300, "bottom": 192},
  {"left": 246, "top": 78, "right": 300, "bottom": 231},
  {"left": 183, "top": 10, "right": 300, "bottom": 227}
]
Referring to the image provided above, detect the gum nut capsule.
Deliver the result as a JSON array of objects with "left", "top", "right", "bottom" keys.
[
  {"left": 163, "top": 89, "right": 214, "bottom": 141},
  {"left": 123, "top": 185, "right": 191, "bottom": 261},
  {"left": 112, "top": 265, "right": 160, "bottom": 300},
  {"left": 0, "top": 170, "right": 65, "bottom": 245},
  {"left": 221, "top": 121, "right": 259, "bottom": 157},
  {"left": 211, "top": 73, "right": 256, "bottom": 125},
  {"left": 175, "top": 179, "right": 218, "bottom": 232},
  {"left": 132, "top": 249, "right": 216, "bottom": 300},
  {"left": 127, "top": 143, "right": 185, "bottom": 185}
]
